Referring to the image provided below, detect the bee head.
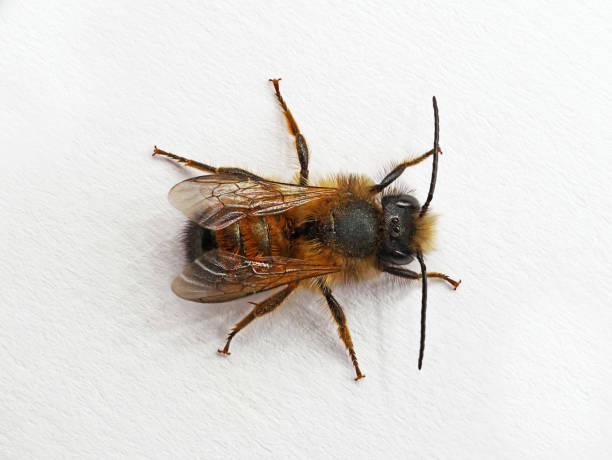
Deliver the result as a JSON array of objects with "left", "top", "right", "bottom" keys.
[{"left": 379, "top": 194, "right": 435, "bottom": 265}]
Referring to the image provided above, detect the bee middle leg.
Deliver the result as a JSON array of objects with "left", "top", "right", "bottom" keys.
[
  {"left": 153, "top": 146, "right": 263, "bottom": 180},
  {"left": 317, "top": 279, "right": 365, "bottom": 381},
  {"left": 217, "top": 284, "right": 296, "bottom": 355},
  {"left": 383, "top": 265, "right": 461, "bottom": 289},
  {"left": 269, "top": 79, "right": 309, "bottom": 185}
]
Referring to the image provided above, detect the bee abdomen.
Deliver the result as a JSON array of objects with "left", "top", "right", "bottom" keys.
[
  {"left": 214, "top": 215, "right": 290, "bottom": 259},
  {"left": 182, "top": 220, "right": 218, "bottom": 262}
]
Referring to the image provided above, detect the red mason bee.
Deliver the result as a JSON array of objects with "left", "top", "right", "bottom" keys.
[{"left": 154, "top": 79, "right": 460, "bottom": 380}]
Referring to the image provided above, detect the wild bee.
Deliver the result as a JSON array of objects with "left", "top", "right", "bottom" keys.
[{"left": 154, "top": 79, "right": 460, "bottom": 380}]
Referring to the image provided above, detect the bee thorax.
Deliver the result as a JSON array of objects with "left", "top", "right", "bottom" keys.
[{"left": 316, "top": 200, "right": 379, "bottom": 258}]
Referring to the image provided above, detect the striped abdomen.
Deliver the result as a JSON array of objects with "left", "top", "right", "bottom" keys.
[
  {"left": 183, "top": 215, "right": 292, "bottom": 262},
  {"left": 217, "top": 215, "right": 291, "bottom": 259}
]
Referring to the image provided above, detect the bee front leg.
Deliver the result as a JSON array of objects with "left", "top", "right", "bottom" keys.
[
  {"left": 371, "top": 97, "right": 443, "bottom": 194},
  {"left": 269, "top": 79, "right": 309, "bottom": 185},
  {"left": 317, "top": 279, "right": 365, "bottom": 381},
  {"left": 370, "top": 147, "right": 441, "bottom": 194},
  {"left": 218, "top": 284, "right": 296, "bottom": 355},
  {"left": 383, "top": 265, "right": 461, "bottom": 290}
]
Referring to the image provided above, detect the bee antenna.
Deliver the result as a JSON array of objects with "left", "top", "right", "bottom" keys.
[
  {"left": 419, "top": 96, "right": 439, "bottom": 217},
  {"left": 416, "top": 250, "right": 428, "bottom": 370}
]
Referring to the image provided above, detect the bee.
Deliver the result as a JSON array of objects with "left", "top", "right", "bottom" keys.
[{"left": 154, "top": 79, "right": 460, "bottom": 380}]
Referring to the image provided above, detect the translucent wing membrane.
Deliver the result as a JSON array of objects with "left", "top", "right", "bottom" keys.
[
  {"left": 172, "top": 250, "right": 340, "bottom": 303},
  {"left": 168, "top": 174, "right": 338, "bottom": 230}
]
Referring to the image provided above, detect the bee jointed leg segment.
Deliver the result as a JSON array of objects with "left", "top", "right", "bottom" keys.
[
  {"left": 370, "top": 146, "right": 442, "bottom": 194},
  {"left": 153, "top": 146, "right": 263, "bottom": 180},
  {"left": 217, "top": 284, "right": 296, "bottom": 355},
  {"left": 383, "top": 265, "right": 461, "bottom": 290},
  {"left": 269, "top": 78, "right": 309, "bottom": 185},
  {"left": 317, "top": 279, "right": 365, "bottom": 381},
  {"left": 425, "top": 272, "right": 462, "bottom": 290}
]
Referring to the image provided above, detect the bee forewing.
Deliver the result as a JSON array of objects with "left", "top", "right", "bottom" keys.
[
  {"left": 172, "top": 249, "right": 339, "bottom": 303},
  {"left": 168, "top": 174, "right": 337, "bottom": 230}
]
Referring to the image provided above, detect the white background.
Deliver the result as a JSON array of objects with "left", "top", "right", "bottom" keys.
[{"left": 2, "top": 1, "right": 611, "bottom": 458}]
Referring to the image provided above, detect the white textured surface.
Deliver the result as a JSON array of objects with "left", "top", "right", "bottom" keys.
[{"left": 2, "top": 1, "right": 612, "bottom": 458}]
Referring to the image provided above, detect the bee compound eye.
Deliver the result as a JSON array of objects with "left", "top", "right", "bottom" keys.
[
  {"left": 396, "top": 196, "right": 419, "bottom": 209},
  {"left": 392, "top": 250, "right": 414, "bottom": 265}
]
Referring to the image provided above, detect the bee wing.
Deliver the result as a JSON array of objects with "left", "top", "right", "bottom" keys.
[
  {"left": 172, "top": 249, "right": 339, "bottom": 303},
  {"left": 168, "top": 174, "right": 338, "bottom": 230}
]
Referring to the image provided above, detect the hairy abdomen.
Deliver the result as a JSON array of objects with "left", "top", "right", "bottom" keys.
[
  {"left": 183, "top": 220, "right": 218, "bottom": 261},
  {"left": 214, "top": 215, "right": 292, "bottom": 259}
]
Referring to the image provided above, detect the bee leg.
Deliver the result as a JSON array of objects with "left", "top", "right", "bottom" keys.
[
  {"left": 153, "top": 146, "right": 263, "bottom": 180},
  {"left": 317, "top": 279, "right": 365, "bottom": 381},
  {"left": 269, "top": 79, "right": 309, "bottom": 186},
  {"left": 217, "top": 284, "right": 296, "bottom": 355},
  {"left": 370, "top": 146, "right": 442, "bottom": 194},
  {"left": 383, "top": 265, "right": 461, "bottom": 290}
]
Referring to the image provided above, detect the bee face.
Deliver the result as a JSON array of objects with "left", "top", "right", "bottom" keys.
[{"left": 378, "top": 194, "right": 421, "bottom": 265}]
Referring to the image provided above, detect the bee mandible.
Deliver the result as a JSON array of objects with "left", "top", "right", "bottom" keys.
[{"left": 154, "top": 79, "right": 460, "bottom": 380}]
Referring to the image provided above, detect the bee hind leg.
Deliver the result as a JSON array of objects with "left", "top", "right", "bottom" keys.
[
  {"left": 217, "top": 284, "right": 296, "bottom": 355},
  {"left": 317, "top": 279, "right": 365, "bottom": 381},
  {"left": 269, "top": 79, "right": 309, "bottom": 185},
  {"left": 153, "top": 146, "right": 263, "bottom": 180}
]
